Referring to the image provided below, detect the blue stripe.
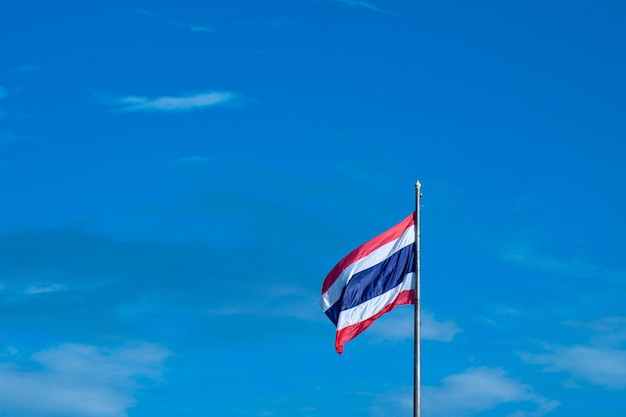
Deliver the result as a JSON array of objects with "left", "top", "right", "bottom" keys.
[
  {"left": 341, "top": 244, "right": 415, "bottom": 311},
  {"left": 325, "top": 245, "right": 415, "bottom": 326},
  {"left": 325, "top": 302, "right": 341, "bottom": 326}
]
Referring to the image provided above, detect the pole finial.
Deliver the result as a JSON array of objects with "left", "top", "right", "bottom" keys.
[{"left": 415, "top": 180, "right": 421, "bottom": 189}]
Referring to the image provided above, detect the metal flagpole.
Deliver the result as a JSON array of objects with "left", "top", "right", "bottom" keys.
[{"left": 414, "top": 181, "right": 422, "bottom": 417}]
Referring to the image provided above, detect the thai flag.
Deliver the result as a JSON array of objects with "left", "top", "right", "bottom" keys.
[{"left": 320, "top": 213, "right": 416, "bottom": 354}]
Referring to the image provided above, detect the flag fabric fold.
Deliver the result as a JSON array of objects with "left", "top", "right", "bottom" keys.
[{"left": 320, "top": 213, "right": 416, "bottom": 354}]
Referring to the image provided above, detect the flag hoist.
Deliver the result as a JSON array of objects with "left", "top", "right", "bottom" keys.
[{"left": 319, "top": 181, "right": 422, "bottom": 417}]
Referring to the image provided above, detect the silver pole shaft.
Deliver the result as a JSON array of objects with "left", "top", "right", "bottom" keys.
[{"left": 414, "top": 181, "right": 422, "bottom": 417}]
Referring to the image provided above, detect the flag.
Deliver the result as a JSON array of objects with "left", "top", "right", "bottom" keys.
[{"left": 319, "top": 213, "right": 416, "bottom": 354}]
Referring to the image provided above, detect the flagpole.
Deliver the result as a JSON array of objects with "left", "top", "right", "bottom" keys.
[{"left": 414, "top": 181, "right": 422, "bottom": 417}]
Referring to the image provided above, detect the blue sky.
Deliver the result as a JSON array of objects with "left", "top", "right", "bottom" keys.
[{"left": 1, "top": 0, "right": 625, "bottom": 416}]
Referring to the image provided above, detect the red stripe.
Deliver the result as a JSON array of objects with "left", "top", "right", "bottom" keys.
[
  {"left": 321, "top": 213, "right": 415, "bottom": 294},
  {"left": 334, "top": 289, "right": 415, "bottom": 354}
]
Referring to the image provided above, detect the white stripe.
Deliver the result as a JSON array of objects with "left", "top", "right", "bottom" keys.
[
  {"left": 319, "top": 226, "right": 415, "bottom": 312},
  {"left": 336, "top": 272, "right": 414, "bottom": 331}
]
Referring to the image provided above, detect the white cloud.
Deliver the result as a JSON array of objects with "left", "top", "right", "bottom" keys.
[
  {"left": 326, "top": 0, "right": 397, "bottom": 15},
  {"left": 133, "top": 9, "right": 214, "bottom": 33},
  {"left": 171, "top": 21, "right": 214, "bottom": 33},
  {"left": 24, "top": 282, "right": 67, "bottom": 294},
  {"left": 521, "top": 345, "right": 626, "bottom": 390},
  {"left": 424, "top": 368, "right": 558, "bottom": 417},
  {"left": 367, "top": 309, "right": 461, "bottom": 342},
  {"left": 520, "top": 317, "right": 626, "bottom": 390},
  {"left": 564, "top": 316, "right": 626, "bottom": 347},
  {"left": 0, "top": 343, "right": 171, "bottom": 417},
  {"left": 496, "top": 239, "right": 626, "bottom": 282},
  {"left": 205, "top": 284, "right": 323, "bottom": 322},
  {"left": 367, "top": 368, "right": 557, "bottom": 417},
  {"left": 132, "top": 8, "right": 159, "bottom": 19},
  {"left": 326, "top": 0, "right": 391, "bottom": 14},
  {"left": 565, "top": 316, "right": 626, "bottom": 333},
  {"left": 423, "top": 311, "right": 461, "bottom": 341},
  {"left": 106, "top": 91, "right": 237, "bottom": 112}
]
